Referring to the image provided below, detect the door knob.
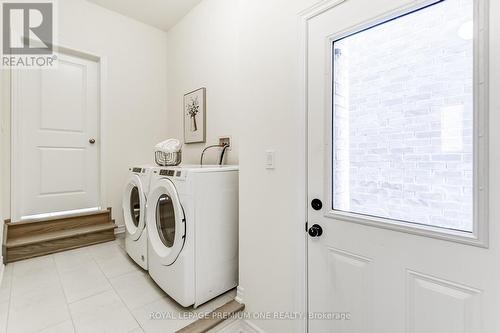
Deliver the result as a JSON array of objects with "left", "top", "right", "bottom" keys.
[
  {"left": 89, "top": 138, "right": 96, "bottom": 144},
  {"left": 311, "top": 199, "right": 323, "bottom": 211},
  {"left": 308, "top": 224, "right": 323, "bottom": 237}
]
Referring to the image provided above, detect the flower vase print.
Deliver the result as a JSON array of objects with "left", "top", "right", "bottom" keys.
[
  {"left": 184, "top": 88, "right": 206, "bottom": 143},
  {"left": 187, "top": 96, "right": 200, "bottom": 132}
]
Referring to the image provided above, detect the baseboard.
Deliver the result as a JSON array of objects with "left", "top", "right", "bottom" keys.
[
  {"left": 0, "top": 256, "right": 4, "bottom": 287},
  {"left": 114, "top": 225, "right": 126, "bottom": 235},
  {"left": 210, "top": 319, "right": 244, "bottom": 333},
  {"left": 235, "top": 286, "right": 244, "bottom": 304},
  {"left": 242, "top": 320, "right": 266, "bottom": 333},
  {"left": 230, "top": 287, "right": 266, "bottom": 332},
  {"left": 211, "top": 319, "right": 265, "bottom": 333}
]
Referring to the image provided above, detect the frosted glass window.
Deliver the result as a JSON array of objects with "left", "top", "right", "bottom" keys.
[{"left": 332, "top": 0, "right": 474, "bottom": 232}]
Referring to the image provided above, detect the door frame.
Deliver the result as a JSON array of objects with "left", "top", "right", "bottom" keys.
[
  {"left": 299, "top": 3, "right": 352, "bottom": 331},
  {"left": 299, "top": 0, "right": 490, "bottom": 332},
  {"left": 10, "top": 44, "right": 108, "bottom": 221}
]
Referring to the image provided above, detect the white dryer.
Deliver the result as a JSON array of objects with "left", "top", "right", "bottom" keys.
[
  {"left": 122, "top": 166, "right": 153, "bottom": 270},
  {"left": 146, "top": 165, "right": 239, "bottom": 308}
]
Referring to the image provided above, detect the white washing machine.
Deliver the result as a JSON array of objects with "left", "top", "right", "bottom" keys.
[
  {"left": 122, "top": 166, "right": 153, "bottom": 270},
  {"left": 146, "top": 165, "right": 239, "bottom": 308}
]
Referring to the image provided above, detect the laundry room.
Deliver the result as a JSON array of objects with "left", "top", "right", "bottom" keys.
[{"left": 1, "top": 0, "right": 500, "bottom": 332}]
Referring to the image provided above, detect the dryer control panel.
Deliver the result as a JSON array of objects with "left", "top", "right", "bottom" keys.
[
  {"left": 158, "top": 169, "right": 185, "bottom": 180},
  {"left": 159, "top": 169, "right": 175, "bottom": 177}
]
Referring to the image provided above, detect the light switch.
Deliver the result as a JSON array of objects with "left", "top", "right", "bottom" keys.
[{"left": 265, "top": 150, "right": 275, "bottom": 169}]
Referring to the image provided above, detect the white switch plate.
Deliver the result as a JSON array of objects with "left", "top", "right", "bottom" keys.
[{"left": 265, "top": 150, "right": 275, "bottom": 169}]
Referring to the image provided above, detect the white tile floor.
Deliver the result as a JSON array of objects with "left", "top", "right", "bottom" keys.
[{"left": 0, "top": 237, "right": 236, "bottom": 333}]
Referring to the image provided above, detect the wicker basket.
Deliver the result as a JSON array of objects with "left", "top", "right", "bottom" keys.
[{"left": 155, "top": 151, "right": 181, "bottom": 166}]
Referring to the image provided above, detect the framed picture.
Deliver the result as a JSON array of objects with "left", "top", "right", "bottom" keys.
[{"left": 183, "top": 87, "right": 206, "bottom": 144}]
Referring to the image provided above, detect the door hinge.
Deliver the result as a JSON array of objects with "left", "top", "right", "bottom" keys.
[{"left": 305, "top": 222, "right": 308, "bottom": 232}]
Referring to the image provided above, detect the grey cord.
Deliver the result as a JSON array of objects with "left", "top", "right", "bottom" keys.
[{"left": 200, "top": 144, "right": 224, "bottom": 166}]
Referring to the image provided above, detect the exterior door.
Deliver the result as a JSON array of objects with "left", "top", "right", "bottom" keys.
[
  {"left": 306, "top": 0, "right": 499, "bottom": 332},
  {"left": 12, "top": 51, "right": 100, "bottom": 220}
]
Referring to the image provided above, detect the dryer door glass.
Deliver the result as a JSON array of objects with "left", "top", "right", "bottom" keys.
[
  {"left": 156, "top": 194, "right": 176, "bottom": 248},
  {"left": 130, "top": 186, "right": 141, "bottom": 227}
]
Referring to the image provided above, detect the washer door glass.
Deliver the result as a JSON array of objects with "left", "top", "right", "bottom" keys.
[
  {"left": 130, "top": 186, "right": 141, "bottom": 227},
  {"left": 123, "top": 174, "right": 146, "bottom": 241},
  {"left": 156, "top": 194, "right": 176, "bottom": 248},
  {"left": 146, "top": 178, "right": 185, "bottom": 266}
]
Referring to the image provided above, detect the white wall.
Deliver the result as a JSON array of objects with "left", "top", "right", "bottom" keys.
[
  {"left": 165, "top": 0, "right": 239, "bottom": 165},
  {"left": 166, "top": 0, "right": 316, "bottom": 331},
  {"left": 0, "top": 69, "right": 5, "bottom": 272},
  {"left": 1, "top": 0, "right": 168, "bottom": 227},
  {"left": 238, "top": 1, "right": 317, "bottom": 331},
  {"left": 1, "top": 70, "right": 10, "bottom": 223}
]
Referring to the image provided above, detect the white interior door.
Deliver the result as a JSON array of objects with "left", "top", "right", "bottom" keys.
[
  {"left": 307, "top": 0, "right": 499, "bottom": 332},
  {"left": 12, "top": 52, "right": 100, "bottom": 220}
]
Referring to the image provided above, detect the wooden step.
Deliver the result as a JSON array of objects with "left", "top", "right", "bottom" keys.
[
  {"left": 6, "top": 208, "right": 113, "bottom": 239},
  {"left": 3, "top": 208, "right": 116, "bottom": 263},
  {"left": 176, "top": 300, "right": 245, "bottom": 333},
  {"left": 7, "top": 223, "right": 116, "bottom": 248}
]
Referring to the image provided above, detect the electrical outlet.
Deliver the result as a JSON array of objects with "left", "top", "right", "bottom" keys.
[{"left": 219, "top": 136, "right": 231, "bottom": 150}]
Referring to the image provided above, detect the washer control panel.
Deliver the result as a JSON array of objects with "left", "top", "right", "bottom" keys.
[{"left": 158, "top": 168, "right": 185, "bottom": 180}]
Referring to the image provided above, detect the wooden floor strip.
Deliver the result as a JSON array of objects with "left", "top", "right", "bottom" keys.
[{"left": 176, "top": 300, "right": 245, "bottom": 333}]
